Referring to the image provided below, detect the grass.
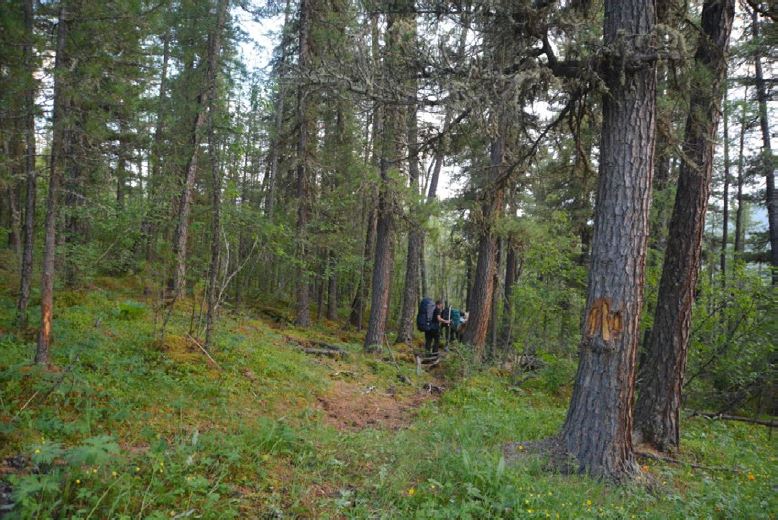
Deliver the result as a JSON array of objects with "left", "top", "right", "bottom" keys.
[{"left": 0, "top": 274, "right": 775, "bottom": 518}]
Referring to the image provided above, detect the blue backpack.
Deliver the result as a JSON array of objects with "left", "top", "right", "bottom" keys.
[
  {"left": 416, "top": 298, "right": 435, "bottom": 332},
  {"left": 450, "top": 308, "right": 461, "bottom": 330}
]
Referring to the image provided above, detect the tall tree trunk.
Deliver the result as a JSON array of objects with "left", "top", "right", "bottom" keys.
[
  {"left": 396, "top": 100, "right": 422, "bottom": 343},
  {"left": 36, "top": 2, "right": 70, "bottom": 365},
  {"left": 751, "top": 9, "right": 777, "bottom": 284},
  {"left": 294, "top": 0, "right": 313, "bottom": 327},
  {"left": 734, "top": 93, "right": 747, "bottom": 256},
  {"left": 204, "top": 39, "right": 227, "bottom": 350},
  {"left": 720, "top": 91, "right": 730, "bottom": 284},
  {"left": 501, "top": 240, "right": 518, "bottom": 348},
  {"left": 327, "top": 250, "right": 338, "bottom": 320},
  {"left": 463, "top": 133, "right": 505, "bottom": 357},
  {"left": 633, "top": 0, "right": 734, "bottom": 454},
  {"left": 350, "top": 14, "right": 381, "bottom": 330},
  {"left": 16, "top": 0, "right": 37, "bottom": 328},
  {"left": 169, "top": 0, "right": 227, "bottom": 300},
  {"left": 560, "top": 0, "right": 657, "bottom": 480},
  {"left": 365, "top": 7, "right": 404, "bottom": 351},
  {"left": 489, "top": 237, "right": 502, "bottom": 357},
  {"left": 265, "top": 0, "right": 292, "bottom": 217},
  {"left": 144, "top": 28, "right": 170, "bottom": 262}
]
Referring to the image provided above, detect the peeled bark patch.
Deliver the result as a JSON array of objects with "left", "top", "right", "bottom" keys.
[{"left": 585, "top": 298, "right": 622, "bottom": 343}]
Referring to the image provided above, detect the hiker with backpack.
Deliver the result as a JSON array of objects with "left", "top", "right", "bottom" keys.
[{"left": 416, "top": 298, "right": 450, "bottom": 355}]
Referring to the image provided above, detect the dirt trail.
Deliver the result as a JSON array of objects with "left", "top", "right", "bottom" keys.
[{"left": 316, "top": 380, "right": 440, "bottom": 431}]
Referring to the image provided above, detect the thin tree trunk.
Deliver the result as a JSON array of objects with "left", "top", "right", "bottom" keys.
[
  {"left": 720, "top": 91, "right": 730, "bottom": 285},
  {"left": 327, "top": 250, "right": 337, "bottom": 320},
  {"left": 350, "top": 14, "right": 381, "bottom": 330},
  {"left": 36, "top": 2, "right": 70, "bottom": 365},
  {"left": 204, "top": 14, "right": 228, "bottom": 350},
  {"left": 294, "top": 0, "right": 313, "bottom": 327},
  {"left": 265, "top": 0, "right": 292, "bottom": 217},
  {"left": 734, "top": 93, "right": 747, "bottom": 256},
  {"left": 633, "top": 0, "right": 734, "bottom": 454},
  {"left": 560, "top": 0, "right": 657, "bottom": 480},
  {"left": 751, "top": 9, "right": 777, "bottom": 284},
  {"left": 144, "top": 28, "right": 170, "bottom": 262},
  {"left": 501, "top": 240, "right": 517, "bottom": 349},
  {"left": 396, "top": 99, "right": 422, "bottom": 343},
  {"left": 169, "top": 0, "right": 227, "bottom": 300},
  {"left": 16, "top": 0, "right": 36, "bottom": 328}
]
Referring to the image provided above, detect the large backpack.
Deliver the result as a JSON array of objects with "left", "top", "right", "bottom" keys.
[
  {"left": 416, "top": 297, "right": 436, "bottom": 332},
  {"left": 450, "top": 308, "right": 461, "bottom": 330}
]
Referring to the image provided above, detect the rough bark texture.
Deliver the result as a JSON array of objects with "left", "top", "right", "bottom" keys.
[
  {"left": 203, "top": 0, "right": 228, "bottom": 348},
  {"left": 265, "top": 0, "right": 292, "bottom": 216},
  {"left": 36, "top": 2, "right": 70, "bottom": 364},
  {"left": 462, "top": 134, "right": 505, "bottom": 357},
  {"left": 720, "top": 92, "right": 730, "bottom": 283},
  {"left": 349, "top": 15, "right": 381, "bottom": 330},
  {"left": 634, "top": 0, "right": 734, "bottom": 453},
  {"left": 560, "top": 0, "right": 657, "bottom": 480},
  {"left": 294, "top": 0, "right": 313, "bottom": 327},
  {"left": 16, "top": 0, "right": 36, "bottom": 328},
  {"left": 364, "top": 9, "right": 403, "bottom": 351},
  {"left": 170, "top": 0, "right": 227, "bottom": 302},
  {"left": 751, "top": 9, "right": 777, "bottom": 284},
  {"left": 500, "top": 241, "right": 518, "bottom": 348},
  {"left": 396, "top": 101, "right": 422, "bottom": 344}
]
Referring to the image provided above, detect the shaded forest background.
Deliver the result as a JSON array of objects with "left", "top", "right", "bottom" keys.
[{"left": 0, "top": 0, "right": 776, "bottom": 497}]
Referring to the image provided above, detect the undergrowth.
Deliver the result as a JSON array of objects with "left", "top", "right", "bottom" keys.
[{"left": 0, "top": 276, "right": 775, "bottom": 518}]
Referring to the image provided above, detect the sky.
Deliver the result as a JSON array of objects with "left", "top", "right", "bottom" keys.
[{"left": 233, "top": 4, "right": 774, "bottom": 232}]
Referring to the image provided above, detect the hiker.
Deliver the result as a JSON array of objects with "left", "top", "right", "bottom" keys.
[
  {"left": 431, "top": 300, "right": 451, "bottom": 353},
  {"left": 416, "top": 298, "right": 450, "bottom": 355},
  {"left": 449, "top": 306, "right": 462, "bottom": 343},
  {"left": 441, "top": 301, "right": 451, "bottom": 345},
  {"left": 457, "top": 310, "right": 469, "bottom": 339}
]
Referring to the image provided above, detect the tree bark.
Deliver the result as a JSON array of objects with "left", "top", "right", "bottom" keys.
[
  {"left": 364, "top": 8, "right": 404, "bottom": 351},
  {"left": 751, "top": 9, "right": 777, "bottom": 284},
  {"left": 204, "top": 0, "right": 228, "bottom": 349},
  {"left": 294, "top": 0, "right": 313, "bottom": 327},
  {"left": 462, "top": 133, "right": 505, "bottom": 357},
  {"left": 633, "top": 0, "right": 734, "bottom": 454},
  {"left": 169, "top": 0, "right": 226, "bottom": 300},
  {"left": 560, "top": 0, "right": 657, "bottom": 480},
  {"left": 264, "top": 0, "right": 292, "bottom": 217},
  {"left": 16, "top": 0, "right": 37, "bottom": 328},
  {"left": 36, "top": 2, "right": 70, "bottom": 365},
  {"left": 396, "top": 100, "right": 422, "bottom": 343},
  {"left": 720, "top": 91, "right": 730, "bottom": 284},
  {"left": 501, "top": 240, "right": 518, "bottom": 349},
  {"left": 144, "top": 28, "right": 170, "bottom": 262},
  {"left": 734, "top": 93, "right": 747, "bottom": 256}
]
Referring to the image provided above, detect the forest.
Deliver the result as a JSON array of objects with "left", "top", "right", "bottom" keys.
[{"left": 0, "top": 0, "right": 775, "bottom": 517}]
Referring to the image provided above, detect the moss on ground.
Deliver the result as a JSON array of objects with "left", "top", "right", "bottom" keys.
[{"left": 0, "top": 275, "right": 775, "bottom": 518}]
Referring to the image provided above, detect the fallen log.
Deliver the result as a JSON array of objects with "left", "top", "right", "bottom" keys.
[
  {"left": 301, "top": 347, "right": 348, "bottom": 358},
  {"left": 687, "top": 411, "right": 777, "bottom": 428}
]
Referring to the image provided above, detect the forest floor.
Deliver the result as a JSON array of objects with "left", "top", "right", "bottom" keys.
[{"left": 0, "top": 267, "right": 776, "bottom": 518}]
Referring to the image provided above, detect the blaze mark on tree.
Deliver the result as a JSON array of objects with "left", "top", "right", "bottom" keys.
[{"left": 585, "top": 298, "right": 622, "bottom": 342}]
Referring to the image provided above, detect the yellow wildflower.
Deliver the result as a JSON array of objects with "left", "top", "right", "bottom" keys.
[
  {"left": 34, "top": 449, "right": 41, "bottom": 454},
  {"left": 585, "top": 500, "right": 592, "bottom": 507},
  {"left": 407, "top": 487, "right": 416, "bottom": 496},
  {"left": 747, "top": 473, "right": 756, "bottom": 481},
  {"left": 76, "top": 479, "right": 81, "bottom": 484}
]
